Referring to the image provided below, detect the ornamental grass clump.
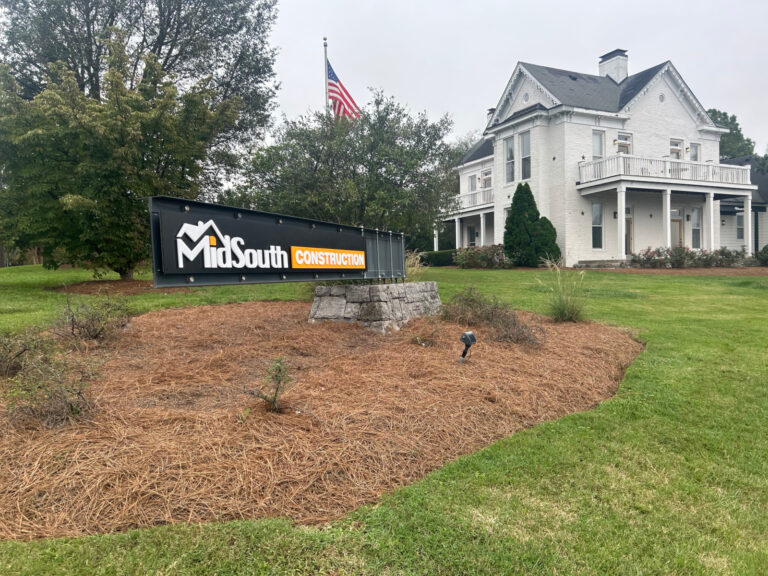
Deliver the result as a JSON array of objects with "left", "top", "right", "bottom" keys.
[
  {"left": 539, "top": 258, "right": 587, "bottom": 323},
  {"left": 441, "top": 287, "right": 537, "bottom": 345},
  {"left": 405, "top": 250, "right": 425, "bottom": 281}
]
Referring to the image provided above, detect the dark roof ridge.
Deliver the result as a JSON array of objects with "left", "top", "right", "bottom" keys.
[{"left": 521, "top": 60, "right": 667, "bottom": 85}]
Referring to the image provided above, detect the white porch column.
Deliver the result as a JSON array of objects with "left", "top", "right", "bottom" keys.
[
  {"left": 662, "top": 189, "right": 671, "bottom": 248},
  {"left": 433, "top": 227, "right": 439, "bottom": 251},
  {"left": 480, "top": 213, "right": 486, "bottom": 247},
  {"left": 617, "top": 185, "right": 626, "bottom": 260},
  {"left": 745, "top": 195, "right": 753, "bottom": 255},
  {"left": 454, "top": 217, "right": 461, "bottom": 249},
  {"left": 706, "top": 192, "right": 715, "bottom": 251}
]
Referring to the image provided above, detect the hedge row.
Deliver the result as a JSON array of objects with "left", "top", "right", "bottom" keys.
[{"left": 420, "top": 249, "right": 457, "bottom": 267}]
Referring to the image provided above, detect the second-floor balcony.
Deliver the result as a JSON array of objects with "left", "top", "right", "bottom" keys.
[
  {"left": 459, "top": 187, "right": 494, "bottom": 209},
  {"left": 578, "top": 154, "right": 752, "bottom": 187}
]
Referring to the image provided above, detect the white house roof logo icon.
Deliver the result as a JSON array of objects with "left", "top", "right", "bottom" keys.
[{"left": 176, "top": 220, "right": 226, "bottom": 245}]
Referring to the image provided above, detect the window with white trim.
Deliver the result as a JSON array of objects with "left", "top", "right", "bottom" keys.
[
  {"left": 617, "top": 132, "right": 632, "bottom": 154},
  {"left": 737, "top": 214, "right": 744, "bottom": 240},
  {"left": 480, "top": 168, "right": 492, "bottom": 189},
  {"left": 690, "top": 143, "right": 701, "bottom": 162},
  {"left": 670, "top": 139, "right": 683, "bottom": 160},
  {"left": 468, "top": 174, "right": 477, "bottom": 192},
  {"left": 521, "top": 131, "right": 531, "bottom": 180},
  {"left": 691, "top": 207, "right": 702, "bottom": 249},
  {"left": 505, "top": 137, "right": 515, "bottom": 183},
  {"left": 592, "top": 202, "right": 603, "bottom": 249},
  {"left": 592, "top": 131, "right": 604, "bottom": 161}
]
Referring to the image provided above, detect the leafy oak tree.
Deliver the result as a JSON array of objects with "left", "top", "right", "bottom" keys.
[
  {"left": 0, "top": 0, "right": 277, "bottom": 188},
  {"left": 231, "top": 92, "right": 459, "bottom": 251},
  {"left": 707, "top": 109, "right": 755, "bottom": 159},
  {"left": 0, "top": 43, "right": 239, "bottom": 279},
  {"left": 503, "top": 183, "right": 560, "bottom": 267}
]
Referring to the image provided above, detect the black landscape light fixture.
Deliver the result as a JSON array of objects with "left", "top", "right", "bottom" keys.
[{"left": 459, "top": 331, "right": 476, "bottom": 362}]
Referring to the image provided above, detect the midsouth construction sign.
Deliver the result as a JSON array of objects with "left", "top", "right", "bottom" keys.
[{"left": 149, "top": 196, "right": 406, "bottom": 287}]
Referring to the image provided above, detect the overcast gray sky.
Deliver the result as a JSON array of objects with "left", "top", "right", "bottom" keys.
[{"left": 271, "top": 0, "right": 768, "bottom": 152}]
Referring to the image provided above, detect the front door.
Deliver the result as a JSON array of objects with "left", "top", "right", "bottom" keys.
[
  {"left": 625, "top": 217, "right": 633, "bottom": 254},
  {"left": 671, "top": 219, "right": 683, "bottom": 247}
]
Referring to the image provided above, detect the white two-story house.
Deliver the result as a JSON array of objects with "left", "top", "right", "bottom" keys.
[{"left": 444, "top": 50, "right": 762, "bottom": 266}]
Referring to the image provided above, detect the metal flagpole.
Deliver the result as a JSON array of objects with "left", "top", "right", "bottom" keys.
[{"left": 323, "top": 37, "right": 329, "bottom": 113}]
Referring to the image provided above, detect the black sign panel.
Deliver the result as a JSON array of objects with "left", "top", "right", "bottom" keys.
[{"left": 149, "top": 196, "right": 405, "bottom": 287}]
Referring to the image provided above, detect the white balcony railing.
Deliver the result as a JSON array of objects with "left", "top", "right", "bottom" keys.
[
  {"left": 579, "top": 154, "right": 751, "bottom": 186},
  {"left": 460, "top": 187, "right": 494, "bottom": 208}
]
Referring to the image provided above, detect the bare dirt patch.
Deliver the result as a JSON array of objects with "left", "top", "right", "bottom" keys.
[{"left": 0, "top": 301, "right": 643, "bottom": 540}]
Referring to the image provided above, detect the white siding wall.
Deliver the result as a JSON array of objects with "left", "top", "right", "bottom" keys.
[
  {"left": 621, "top": 74, "right": 720, "bottom": 162},
  {"left": 719, "top": 215, "right": 742, "bottom": 250},
  {"left": 563, "top": 121, "right": 596, "bottom": 264},
  {"left": 759, "top": 212, "right": 768, "bottom": 252},
  {"left": 458, "top": 157, "right": 494, "bottom": 196},
  {"left": 720, "top": 210, "right": 765, "bottom": 252}
]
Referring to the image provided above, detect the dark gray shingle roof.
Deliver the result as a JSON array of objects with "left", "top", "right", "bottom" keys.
[
  {"left": 520, "top": 61, "right": 668, "bottom": 113},
  {"left": 459, "top": 138, "right": 494, "bottom": 165}
]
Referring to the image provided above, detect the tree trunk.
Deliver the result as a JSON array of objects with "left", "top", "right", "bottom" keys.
[{"left": 119, "top": 268, "right": 135, "bottom": 281}]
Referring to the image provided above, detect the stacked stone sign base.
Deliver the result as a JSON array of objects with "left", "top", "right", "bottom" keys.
[{"left": 309, "top": 282, "right": 441, "bottom": 332}]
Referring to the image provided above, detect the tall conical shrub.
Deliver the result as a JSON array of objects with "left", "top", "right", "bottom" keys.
[{"left": 503, "top": 183, "right": 561, "bottom": 266}]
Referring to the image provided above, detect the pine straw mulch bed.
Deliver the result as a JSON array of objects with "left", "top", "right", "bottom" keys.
[{"left": 0, "top": 301, "right": 643, "bottom": 541}]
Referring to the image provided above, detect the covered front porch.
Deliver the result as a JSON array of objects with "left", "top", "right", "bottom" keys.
[
  {"left": 577, "top": 183, "right": 756, "bottom": 262},
  {"left": 576, "top": 155, "right": 757, "bottom": 263},
  {"left": 435, "top": 210, "right": 495, "bottom": 250}
]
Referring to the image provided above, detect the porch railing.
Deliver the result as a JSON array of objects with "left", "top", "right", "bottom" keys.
[
  {"left": 579, "top": 154, "right": 751, "bottom": 186},
  {"left": 460, "top": 187, "right": 494, "bottom": 208}
]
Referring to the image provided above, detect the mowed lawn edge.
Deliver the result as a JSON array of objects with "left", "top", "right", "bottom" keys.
[{"left": 1, "top": 266, "right": 767, "bottom": 575}]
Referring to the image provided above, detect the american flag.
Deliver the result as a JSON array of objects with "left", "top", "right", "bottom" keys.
[{"left": 327, "top": 60, "right": 360, "bottom": 119}]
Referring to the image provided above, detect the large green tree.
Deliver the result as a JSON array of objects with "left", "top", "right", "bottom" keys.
[
  {"left": 707, "top": 109, "right": 755, "bottom": 159},
  {"left": 231, "top": 93, "right": 459, "bottom": 251},
  {"left": 503, "top": 183, "right": 560, "bottom": 267},
  {"left": 0, "top": 43, "right": 239, "bottom": 279},
  {"left": 0, "top": 0, "right": 276, "bottom": 167}
]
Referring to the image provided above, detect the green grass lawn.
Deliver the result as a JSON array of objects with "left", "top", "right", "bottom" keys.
[
  {"left": 0, "top": 266, "right": 313, "bottom": 334},
  {"left": 1, "top": 265, "right": 767, "bottom": 575}
]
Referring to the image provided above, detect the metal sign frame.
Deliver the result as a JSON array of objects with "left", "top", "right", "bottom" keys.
[{"left": 149, "top": 196, "right": 406, "bottom": 288}]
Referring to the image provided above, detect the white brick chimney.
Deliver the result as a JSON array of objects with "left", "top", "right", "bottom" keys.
[{"left": 599, "top": 49, "right": 628, "bottom": 83}]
